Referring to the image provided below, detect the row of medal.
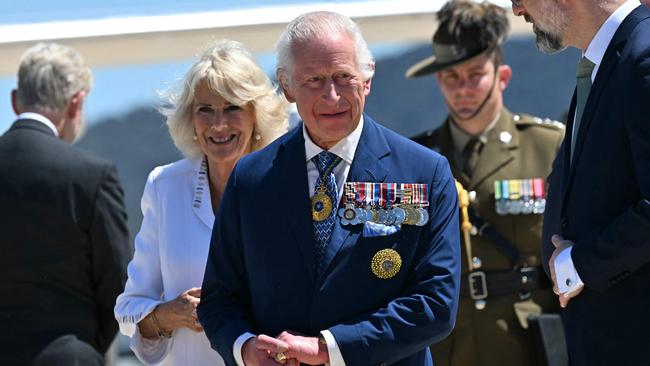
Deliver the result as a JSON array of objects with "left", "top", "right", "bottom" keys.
[
  {"left": 337, "top": 182, "right": 430, "bottom": 227},
  {"left": 494, "top": 178, "right": 547, "bottom": 215}
]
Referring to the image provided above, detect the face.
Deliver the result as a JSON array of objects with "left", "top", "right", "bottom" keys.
[
  {"left": 280, "top": 33, "right": 371, "bottom": 150},
  {"left": 512, "top": 0, "right": 569, "bottom": 53},
  {"left": 191, "top": 80, "right": 256, "bottom": 165},
  {"left": 436, "top": 53, "right": 508, "bottom": 123}
]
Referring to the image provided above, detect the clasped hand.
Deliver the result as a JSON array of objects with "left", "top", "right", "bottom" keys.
[
  {"left": 242, "top": 331, "right": 329, "bottom": 366},
  {"left": 549, "top": 234, "right": 584, "bottom": 308}
]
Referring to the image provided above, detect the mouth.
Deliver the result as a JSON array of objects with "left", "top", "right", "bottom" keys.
[
  {"left": 208, "top": 134, "right": 236, "bottom": 144},
  {"left": 319, "top": 110, "right": 348, "bottom": 118}
]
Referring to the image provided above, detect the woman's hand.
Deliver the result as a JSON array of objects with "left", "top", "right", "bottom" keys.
[
  {"left": 156, "top": 287, "right": 203, "bottom": 332},
  {"left": 138, "top": 287, "right": 203, "bottom": 338}
]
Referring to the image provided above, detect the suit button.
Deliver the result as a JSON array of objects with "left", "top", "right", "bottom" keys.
[{"left": 561, "top": 216, "right": 569, "bottom": 228}]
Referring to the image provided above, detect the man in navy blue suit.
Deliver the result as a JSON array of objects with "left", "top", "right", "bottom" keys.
[
  {"left": 198, "top": 11, "right": 460, "bottom": 366},
  {"left": 512, "top": 0, "right": 650, "bottom": 364}
]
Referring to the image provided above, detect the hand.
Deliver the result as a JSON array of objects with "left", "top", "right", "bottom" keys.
[
  {"left": 242, "top": 334, "right": 288, "bottom": 366},
  {"left": 276, "top": 331, "right": 329, "bottom": 365},
  {"left": 155, "top": 287, "right": 203, "bottom": 332},
  {"left": 549, "top": 235, "right": 584, "bottom": 308}
]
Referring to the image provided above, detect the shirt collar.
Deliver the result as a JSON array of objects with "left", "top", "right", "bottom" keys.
[
  {"left": 17, "top": 112, "right": 59, "bottom": 137},
  {"left": 448, "top": 112, "right": 500, "bottom": 155},
  {"left": 584, "top": 0, "right": 638, "bottom": 81},
  {"left": 303, "top": 115, "right": 364, "bottom": 165}
]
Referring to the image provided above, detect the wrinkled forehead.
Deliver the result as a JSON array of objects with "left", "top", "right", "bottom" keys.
[{"left": 290, "top": 34, "right": 360, "bottom": 73}]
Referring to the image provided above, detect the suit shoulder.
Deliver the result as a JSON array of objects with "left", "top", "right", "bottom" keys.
[{"left": 378, "top": 123, "right": 445, "bottom": 164}]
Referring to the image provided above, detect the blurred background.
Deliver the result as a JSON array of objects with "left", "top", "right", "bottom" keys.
[{"left": 0, "top": 0, "right": 579, "bottom": 364}]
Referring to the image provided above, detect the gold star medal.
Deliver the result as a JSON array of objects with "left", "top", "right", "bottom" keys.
[{"left": 371, "top": 249, "right": 402, "bottom": 279}]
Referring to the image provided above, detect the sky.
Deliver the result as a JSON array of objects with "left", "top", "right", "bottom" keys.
[{"left": 0, "top": 0, "right": 422, "bottom": 133}]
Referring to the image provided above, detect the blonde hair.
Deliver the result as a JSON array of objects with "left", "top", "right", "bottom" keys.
[
  {"left": 162, "top": 40, "right": 289, "bottom": 158},
  {"left": 16, "top": 42, "right": 92, "bottom": 115}
]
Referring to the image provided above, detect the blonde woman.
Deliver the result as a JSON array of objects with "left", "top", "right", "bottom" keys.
[{"left": 114, "top": 40, "right": 288, "bottom": 365}]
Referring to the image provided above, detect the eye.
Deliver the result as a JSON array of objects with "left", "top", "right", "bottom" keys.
[
  {"left": 225, "top": 105, "right": 243, "bottom": 112},
  {"left": 197, "top": 106, "right": 213, "bottom": 114}
]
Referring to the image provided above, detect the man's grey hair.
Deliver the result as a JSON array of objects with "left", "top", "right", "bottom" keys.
[
  {"left": 276, "top": 11, "right": 375, "bottom": 85},
  {"left": 15, "top": 43, "right": 93, "bottom": 115}
]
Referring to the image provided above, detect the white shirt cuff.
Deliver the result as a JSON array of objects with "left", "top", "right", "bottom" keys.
[
  {"left": 321, "top": 330, "right": 346, "bottom": 366},
  {"left": 555, "top": 246, "right": 584, "bottom": 293},
  {"left": 234, "top": 332, "right": 256, "bottom": 366}
]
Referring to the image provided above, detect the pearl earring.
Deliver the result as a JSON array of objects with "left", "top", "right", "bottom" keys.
[
  {"left": 192, "top": 134, "right": 198, "bottom": 141},
  {"left": 254, "top": 133, "right": 261, "bottom": 141}
]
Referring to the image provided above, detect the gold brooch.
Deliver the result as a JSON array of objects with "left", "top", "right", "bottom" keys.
[{"left": 371, "top": 249, "right": 402, "bottom": 279}]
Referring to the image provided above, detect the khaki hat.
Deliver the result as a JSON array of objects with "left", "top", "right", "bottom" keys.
[{"left": 406, "top": 0, "right": 510, "bottom": 78}]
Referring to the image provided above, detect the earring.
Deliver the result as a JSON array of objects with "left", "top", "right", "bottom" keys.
[
  {"left": 192, "top": 134, "right": 198, "bottom": 141},
  {"left": 254, "top": 133, "right": 261, "bottom": 141}
]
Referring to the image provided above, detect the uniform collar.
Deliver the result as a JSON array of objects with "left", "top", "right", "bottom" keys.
[{"left": 448, "top": 112, "right": 501, "bottom": 156}]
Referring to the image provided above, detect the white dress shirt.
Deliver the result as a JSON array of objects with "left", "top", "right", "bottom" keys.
[
  {"left": 556, "top": 0, "right": 639, "bottom": 294},
  {"left": 17, "top": 112, "right": 58, "bottom": 137},
  {"left": 114, "top": 158, "right": 225, "bottom": 366},
  {"left": 232, "top": 117, "right": 364, "bottom": 366}
]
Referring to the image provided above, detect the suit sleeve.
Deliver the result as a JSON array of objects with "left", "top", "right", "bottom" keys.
[
  {"left": 198, "top": 165, "right": 254, "bottom": 366},
  {"left": 573, "top": 47, "right": 650, "bottom": 292},
  {"left": 90, "top": 163, "right": 130, "bottom": 352},
  {"left": 329, "top": 156, "right": 461, "bottom": 365}
]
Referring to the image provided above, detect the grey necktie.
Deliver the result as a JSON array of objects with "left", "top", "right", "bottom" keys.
[{"left": 570, "top": 56, "right": 596, "bottom": 163}]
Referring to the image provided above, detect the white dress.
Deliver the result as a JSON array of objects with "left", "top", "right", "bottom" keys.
[{"left": 114, "top": 158, "right": 225, "bottom": 366}]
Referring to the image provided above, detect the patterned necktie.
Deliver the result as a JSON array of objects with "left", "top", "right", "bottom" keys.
[
  {"left": 312, "top": 151, "right": 341, "bottom": 276},
  {"left": 571, "top": 56, "right": 596, "bottom": 163}
]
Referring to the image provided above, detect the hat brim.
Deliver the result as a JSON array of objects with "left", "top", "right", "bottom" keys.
[{"left": 405, "top": 48, "right": 486, "bottom": 78}]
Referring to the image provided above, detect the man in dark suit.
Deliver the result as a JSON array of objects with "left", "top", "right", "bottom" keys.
[
  {"left": 198, "top": 11, "right": 460, "bottom": 366},
  {"left": 0, "top": 43, "right": 130, "bottom": 365},
  {"left": 512, "top": 0, "right": 650, "bottom": 364}
]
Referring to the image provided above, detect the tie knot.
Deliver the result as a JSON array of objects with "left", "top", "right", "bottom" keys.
[
  {"left": 314, "top": 151, "right": 340, "bottom": 175},
  {"left": 576, "top": 57, "right": 595, "bottom": 79}
]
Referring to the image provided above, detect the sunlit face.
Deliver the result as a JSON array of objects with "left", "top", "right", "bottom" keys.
[
  {"left": 512, "top": 0, "right": 569, "bottom": 53},
  {"left": 436, "top": 53, "right": 504, "bottom": 122},
  {"left": 192, "top": 80, "right": 255, "bottom": 165},
  {"left": 281, "top": 33, "right": 371, "bottom": 150}
]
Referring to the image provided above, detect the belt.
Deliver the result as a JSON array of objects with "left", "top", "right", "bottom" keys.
[{"left": 460, "top": 266, "right": 552, "bottom": 300}]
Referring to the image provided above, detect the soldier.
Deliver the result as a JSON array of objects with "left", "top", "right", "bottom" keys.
[{"left": 406, "top": 1, "right": 565, "bottom": 365}]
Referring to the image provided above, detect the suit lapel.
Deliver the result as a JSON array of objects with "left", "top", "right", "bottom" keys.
[
  {"left": 564, "top": 6, "right": 648, "bottom": 200},
  {"left": 279, "top": 127, "right": 318, "bottom": 282},
  {"left": 190, "top": 158, "right": 215, "bottom": 229},
  {"left": 319, "top": 116, "right": 390, "bottom": 279},
  {"left": 468, "top": 110, "right": 518, "bottom": 189}
]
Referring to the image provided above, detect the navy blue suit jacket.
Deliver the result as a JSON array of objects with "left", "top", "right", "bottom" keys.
[
  {"left": 199, "top": 115, "right": 460, "bottom": 366},
  {"left": 541, "top": 6, "right": 650, "bottom": 365}
]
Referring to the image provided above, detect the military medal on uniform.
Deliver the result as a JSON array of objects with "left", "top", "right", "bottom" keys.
[{"left": 494, "top": 178, "right": 546, "bottom": 216}]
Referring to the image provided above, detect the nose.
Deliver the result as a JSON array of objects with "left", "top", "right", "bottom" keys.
[
  {"left": 321, "top": 79, "right": 340, "bottom": 105},
  {"left": 210, "top": 111, "right": 227, "bottom": 128}
]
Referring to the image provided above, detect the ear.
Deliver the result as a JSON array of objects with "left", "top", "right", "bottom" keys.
[
  {"left": 276, "top": 69, "right": 295, "bottom": 103},
  {"left": 363, "top": 77, "right": 372, "bottom": 96},
  {"left": 497, "top": 64, "right": 512, "bottom": 91},
  {"left": 67, "top": 90, "right": 86, "bottom": 120},
  {"left": 11, "top": 89, "right": 20, "bottom": 115}
]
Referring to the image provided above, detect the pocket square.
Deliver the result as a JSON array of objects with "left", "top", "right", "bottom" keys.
[{"left": 362, "top": 221, "right": 400, "bottom": 238}]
